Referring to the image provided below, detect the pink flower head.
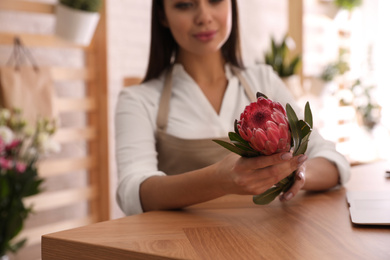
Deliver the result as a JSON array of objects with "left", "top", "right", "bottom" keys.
[
  {"left": 6, "top": 139, "right": 21, "bottom": 151},
  {"left": 237, "top": 96, "right": 291, "bottom": 155},
  {"left": 15, "top": 161, "right": 27, "bottom": 173},
  {"left": 0, "top": 157, "right": 13, "bottom": 170},
  {"left": 0, "top": 138, "right": 5, "bottom": 154}
]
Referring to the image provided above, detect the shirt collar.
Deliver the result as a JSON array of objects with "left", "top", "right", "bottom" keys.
[{"left": 171, "top": 63, "right": 234, "bottom": 83}]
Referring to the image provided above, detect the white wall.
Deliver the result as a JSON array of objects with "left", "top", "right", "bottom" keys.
[{"left": 106, "top": 0, "right": 151, "bottom": 218}]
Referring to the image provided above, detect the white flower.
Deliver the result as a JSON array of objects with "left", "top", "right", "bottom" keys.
[
  {"left": 37, "top": 132, "right": 49, "bottom": 147},
  {"left": 23, "top": 126, "right": 35, "bottom": 137},
  {"left": 38, "top": 136, "right": 61, "bottom": 154},
  {"left": 0, "top": 126, "right": 14, "bottom": 144},
  {"left": 25, "top": 147, "right": 38, "bottom": 161},
  {"left": 0, "top": 109, "right": 11, "bottom": 121},
  {"left": 37, "top": 132, "right": 60, "bottom": 154}
]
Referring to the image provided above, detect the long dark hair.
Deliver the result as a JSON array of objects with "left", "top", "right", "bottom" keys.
[{"left": 143, "top": 0, "right": 244, "bottom": 82}]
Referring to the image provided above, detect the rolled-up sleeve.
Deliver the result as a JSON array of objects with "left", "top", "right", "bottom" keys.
[
  {"left": 115, "top": 87, "right": 165, "bottom": 216},
  {"left": 305, "top": 130, "right": 351, "bottom": 184}
]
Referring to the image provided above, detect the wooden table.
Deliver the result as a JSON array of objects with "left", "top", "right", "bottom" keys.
[{"left": 42, "top": 162, "right": 390, "bottom": 260}]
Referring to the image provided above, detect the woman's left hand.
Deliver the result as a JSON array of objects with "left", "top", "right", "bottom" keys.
[{"left": 279, "top": 162, "right": 306, "bottom": 202}]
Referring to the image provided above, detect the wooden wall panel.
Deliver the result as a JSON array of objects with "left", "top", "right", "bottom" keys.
[{"left": 0, "top": 1, "right": 110, "bottom": 259}]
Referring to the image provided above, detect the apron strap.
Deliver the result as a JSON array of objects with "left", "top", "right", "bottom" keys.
[
  {"left": 230, "top": 66, "right": 257, "bottom": 102},
  {"left": 156, "top": 66, "right": 173, "bottom": 132},
  {"left": 156, "top": 64, "right": 257, "bottom": 132}
]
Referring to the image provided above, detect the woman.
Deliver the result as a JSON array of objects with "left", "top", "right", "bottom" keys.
[{"left": 115, "top": 0, "right": 350, "bottom": 216}]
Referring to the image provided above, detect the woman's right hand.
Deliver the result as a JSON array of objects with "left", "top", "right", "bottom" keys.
[{"left": 215, "top": 152, "right": 307, "bottom": 197}]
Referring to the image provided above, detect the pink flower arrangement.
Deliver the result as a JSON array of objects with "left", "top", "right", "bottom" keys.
[
  {"left": 214, "top": 92, "right": 313, "bottom": 204},
  {"left": 0, "top": 108, "right": 59, "bottom": 256}
]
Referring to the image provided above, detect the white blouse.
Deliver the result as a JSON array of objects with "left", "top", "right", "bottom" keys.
[{"left": 115, "top": 63, "right": 351, "bottom": 216}]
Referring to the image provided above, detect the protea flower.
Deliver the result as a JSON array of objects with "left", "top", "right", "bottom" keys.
[
  {"left": 213, "top": 91, "right": 312, "bottom": 205},
  {"left": 237, "top": 96, "right": 291, "bottom": 155}
]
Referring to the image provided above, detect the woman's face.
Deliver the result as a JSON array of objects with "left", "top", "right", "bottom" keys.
[{"left": 162, "top": 0, "right": 232, "bottom": 58}]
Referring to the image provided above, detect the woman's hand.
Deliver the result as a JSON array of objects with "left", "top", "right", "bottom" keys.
[
  {"left": 279, "top": 162, "right": 306, "bottom": 202},
  {"left": 215, "top": 152, "right": 307, "bottom": 197},
  {"left": 279, "top": 156, "right": 342, "bottom": 201}
]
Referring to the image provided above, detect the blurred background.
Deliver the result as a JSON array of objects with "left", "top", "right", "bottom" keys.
[{"left": 0, "top": 0, "right": 389, "bottom": 259}]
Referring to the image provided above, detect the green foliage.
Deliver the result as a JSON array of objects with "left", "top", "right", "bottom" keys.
[
  {"left": 334, "top": 0, "right": 362, "bottom": 11},
  {"left": 264, "top": 35, "right": 301, "bottom": 78},
  {"left": 60, "top": 0, "right": 102, "bottom": 12},
  {"left": 321, "top": 48, "right": 350, "bottom": 82},
  {"left": 0, "top": 166, "right": 43, "bottom": 256}
]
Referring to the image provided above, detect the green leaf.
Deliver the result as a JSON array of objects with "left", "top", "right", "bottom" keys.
[
  {"left": 4, "top": 209, "right": 24, "bottom": 241},
  {"left": 281, "top": 176, "right": 295, "bottom": 192},
  {"left": 286, "top": 56, "right": 301, "bottom": 76},
  {"left": 278, "top": 176, "right": 290, "bottom": 185},
  {"left": 8, "top": 239, "right": 27, "bottom": 253},
  {"left": 294, "top": 133, "right": 311, "bottom": 155},
  {"left": 286, "top": 104, "right": 301, "bottom": 154},
  {"left": 213, "top": 140, "right": 261, "bottom": 158},
  {"left": 256, "top": 92, "right": 268, "bottom": 99},
  {"left": 0, "top": 176, "right": 10, "bottom": 198},
  {"left": 253, "top": 185, "right": 284, "bottom": 205},
  {"left": 304, "top": 102, "right": 313, "bottom": 128},
  {"left": 295, "top": 139, "right": 309, "bottom": 155},
  {"left": 213, "top": 140, "right": 246, "bottom": 156},
  {"left": 231, "top": 141, "right": 254, "bottom": 152},
  {"left": 298, "top": 120, "right": 311, "bottom": 138},
  {"left": 234, "top": 120, "right": 240, "bottom": 135},
  {"left": 228, "top": 132, "right": 249, "bottom": 147}
]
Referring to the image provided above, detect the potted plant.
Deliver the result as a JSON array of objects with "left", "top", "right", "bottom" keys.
[
  {"left": 263, "top": 35, "right": 302, "bottom": 98},
  {"left": 264, "top": 35, "right": 301, "bottom": 79},
  {"left": 0, "top": 109, "right": 59, "bottom": 259},
  {"left": 55, "top": 0, "right": 103, "bottom": 46},
  {"left": 334, "top": 0, "right": 362, "bottom": 11}
]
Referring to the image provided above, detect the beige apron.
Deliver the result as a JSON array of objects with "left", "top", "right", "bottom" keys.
[{"left": 156, "top": 66, "right": 257, "bottom": 175}]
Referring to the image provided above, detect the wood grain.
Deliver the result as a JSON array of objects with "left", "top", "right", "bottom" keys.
[
  {"left": 51, "top": 67, "right": 93, "bottom": 81},
  {"left": 37, "top": 157, "right": 95, "bottom": 178},
  {"left": 56, "top": 98, "right": 96, "bottom": 112},
  {"left": 24, "top": 187, "right": 97, "bottom": 212},
  {"left": 53, "top": 127, "right": 97, "bottom": 143},
  {"left": 0, "top": 0, "right": 55, "bottom": 14},
  {"left": 0, "top": 32, "right": 85, "bottom": 48},
  {"left": 42, "top": 162, "right": 390, "bottom": 260},
  {"left": 184, "top": 226, "right": 263, "bottom": 260},
  {"left": 288, "top": 0, "right": 303, "bottom": 83},
  {"left": 86, "top": 0, "right": 111, "bottom": 222}
]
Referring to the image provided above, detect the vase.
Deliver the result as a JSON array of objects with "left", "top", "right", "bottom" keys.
[{"left": 55, "top": 4, "right": 100, "bottom": 46}]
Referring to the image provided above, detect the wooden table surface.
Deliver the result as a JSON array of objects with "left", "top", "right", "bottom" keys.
[{"left": 42, "top": 162, "right": 390, "bottom": 260}]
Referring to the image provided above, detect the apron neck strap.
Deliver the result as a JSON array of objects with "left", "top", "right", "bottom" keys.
[
  {"left": 230, "top": 66, "right": 257, "bottom": 102},
  {"left": 156, "top": 64, "right": 256, "bottom": 132},
  {"left": 156, "top": 66, "right": 173, "bottom": 132}
]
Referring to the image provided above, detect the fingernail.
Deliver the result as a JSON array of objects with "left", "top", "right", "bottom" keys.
[
  {"left": 296, "top": 171, "right": 304, "bottom": 180},
  {"left": 281, "top": 152, "right": 293, "bottom": 160},
  {"left": 298, "top": 154, "right": 308, "bottom": 163},
  {"left": 284, "top": 192, "right": 293, "bottom": 201}
]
